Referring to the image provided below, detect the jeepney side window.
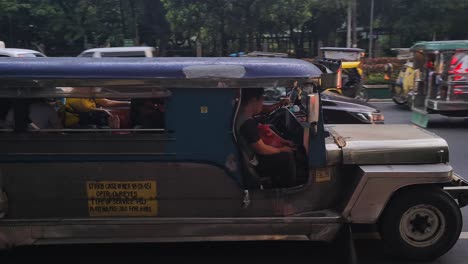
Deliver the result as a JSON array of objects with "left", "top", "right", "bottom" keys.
[
  {"left": 0, "top": 87, "right": 171, "bottom": 133},
  {"left": 59, "top": 97, "right": 168, "bottom": 132}
]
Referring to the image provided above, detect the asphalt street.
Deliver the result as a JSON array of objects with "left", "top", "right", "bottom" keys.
[{"left": 0, "top": 101, "right": 466, "bottom": 264}]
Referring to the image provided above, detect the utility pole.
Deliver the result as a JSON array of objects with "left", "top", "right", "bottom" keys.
[
  {"left": 347, "top": 2, "right": 352, "bottom": 48},
  {"left": 119, "top": 0, "right": 127, "bottom": 38},
  {"left": 368, "top": 0, "right": 375, "bottom": 58},
  {"left": 352, "top": 0, "right": 357, "bottom": 47},
  {"left": 8, "top": 14, "right": 13, "bottom": 46}
]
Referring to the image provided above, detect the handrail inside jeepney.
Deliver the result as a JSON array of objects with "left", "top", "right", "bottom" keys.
[
  {"left": 0, "top": 85, "right": 173, "bottom": 98},
  {"left": 0, "top": 128, "right": 167, "bottom": 133},
  {"left": 32, "top": 128, "right": 166, "bottom": 132}
]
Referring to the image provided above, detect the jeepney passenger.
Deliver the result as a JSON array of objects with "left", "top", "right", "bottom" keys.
[
  {"left": 63, "top": 98, "right": 129, "bottom": 129},
  {"left": 130, "top": 98, "right": 165, "bottom": 129},
  {"left": 5, "top": 98, "right": 62, "bottom": 129},
  {"left": 0, "top": 99, "right": 11, "bottom": 128},
  {"left": 237, "top": 88, "right": 297, "bottom": 188}
]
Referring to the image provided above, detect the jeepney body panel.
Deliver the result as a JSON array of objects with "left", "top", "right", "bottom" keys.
[{"left": 326, "top": 124, "right": 449, "bottom": 165}]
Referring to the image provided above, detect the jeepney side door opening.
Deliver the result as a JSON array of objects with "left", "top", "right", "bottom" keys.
[
  {"left": 0, "top": 85, "right": 172, "bottom": 133},
  {"left": 234, "top": 87, "right": 310, "bottom": 190}
]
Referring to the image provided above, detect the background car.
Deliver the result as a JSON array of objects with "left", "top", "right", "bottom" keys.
[
  {"left": 264, "top": 87, "right": 384, "bottom": 124},
  {"left": 0, "top": 48, "right": 46, "bottom": 57},
  {"left": 320, "top": 90, "right": 384, "bottom": 124},
  {"left": 77, "top": 46, "right": 156, "bottom": 58}
]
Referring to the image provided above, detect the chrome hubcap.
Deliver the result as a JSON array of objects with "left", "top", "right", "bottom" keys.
[{"left": 399, "top": 205, "right": 445, "bottom": 248}]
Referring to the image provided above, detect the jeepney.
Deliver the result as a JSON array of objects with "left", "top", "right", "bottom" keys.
[
  {"left": 319, "top": 47, "right": 368, "bottom": 101},
  {"left": 0, "top": 57, "right": 467, "bottom": 262},
  {"left": 409, "top": 40, "right": 468, "bottom": 127}
]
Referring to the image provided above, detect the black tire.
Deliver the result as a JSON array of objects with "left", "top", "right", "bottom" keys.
[
  {"left": 391, "top": 84, "right": 408, "bottom": 105},
  {"left": 354, "top": 85, "right": 369, "bottom": 102},
  {"left": 379, "top": 187, "right": 462, "bottom": 261},
  {"left": 392, "top": 96, "right": 408, "bottom": 105}
]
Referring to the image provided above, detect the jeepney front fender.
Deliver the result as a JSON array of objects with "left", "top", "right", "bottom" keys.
[{"left": 343, "top": 164, "right": 453, "bottom": 224}]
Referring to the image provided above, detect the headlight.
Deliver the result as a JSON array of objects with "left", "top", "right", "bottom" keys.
[
  {"left": 371, "top": 112, "right": 385, "bottom": 123},
  {"left": 351, "top": 112, "right": 384, "bottom": 124},
  {"left": 355, "top": 113, "right": 371, "bottom": 122}
]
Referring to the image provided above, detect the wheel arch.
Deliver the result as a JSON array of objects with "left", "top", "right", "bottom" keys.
[
  {"left": 377, "top": 184, "right": 447, "bottom": 224},
  {"left": 344, "top": 164, "right": 453, "bottom": 224}
]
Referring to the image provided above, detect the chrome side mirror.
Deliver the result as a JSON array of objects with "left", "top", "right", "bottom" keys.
[{"left": 307, "top": 93, "right": 320, "bottom": 136}]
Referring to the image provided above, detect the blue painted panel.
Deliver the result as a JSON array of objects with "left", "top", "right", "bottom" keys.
[{"left": 165, "top": 88, "right": 238, "bottom": 167}]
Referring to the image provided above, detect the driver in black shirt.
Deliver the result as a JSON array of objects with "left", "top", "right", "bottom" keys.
[{"left": 236, "top": 88, "right": 297, "bottom": 188}]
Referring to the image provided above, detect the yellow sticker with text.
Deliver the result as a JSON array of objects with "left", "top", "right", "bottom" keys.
[
  {"left": 87, "top": 181, "right": 157, "bottom": 217},
  {"left": 315, "top": 168, "right": 332, "bottom": 183}
]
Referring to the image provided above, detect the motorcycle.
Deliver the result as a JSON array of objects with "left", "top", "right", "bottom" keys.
[
  {"left": 385, "top": 61, "right": 417, "bottom": 106},
  {"left": 340, "top": 67, "right": 369, "bottom": 102},
  {"left": 319, "top": 47, "right": 369, "bottom": 102},
  {"left": 386, "top": 48, "right": 416, "bottom": 106}
]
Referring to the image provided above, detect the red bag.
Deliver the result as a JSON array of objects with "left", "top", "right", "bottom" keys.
[{"left": 257, "top": 124, "right": 284, "bottom": 148}]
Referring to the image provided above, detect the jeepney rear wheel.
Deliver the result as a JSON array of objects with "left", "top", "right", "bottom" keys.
[
  {"left": 379, "top": 187, "right": 462, "bottom": 261},
  {"left": 391, "top": 84, "right": 408, "bottom": 105},
  {"left": 354, "top": 84, "right": 369, "bottom": 102}
]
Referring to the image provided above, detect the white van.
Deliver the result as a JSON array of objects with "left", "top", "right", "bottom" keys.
[
  {"left": 77, "top": 46, "right": 156, "bottom": 58},
  {"left": 0, "top": 48, "right": 46, "bottom": 58}
]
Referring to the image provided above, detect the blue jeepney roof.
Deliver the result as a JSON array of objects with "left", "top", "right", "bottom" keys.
[{"left": 0, "top": 57, "right": 323, "bottom": 80}]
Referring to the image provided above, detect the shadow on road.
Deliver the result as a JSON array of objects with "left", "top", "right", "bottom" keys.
[
  {"left": 0, "top": 239, "right": 440, "bottom": 264},
  {"left": 426, "top": 117, "right": 468, "bottom": 129}
]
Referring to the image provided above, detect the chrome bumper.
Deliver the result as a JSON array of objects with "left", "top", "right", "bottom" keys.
[
  {"left": 444, "top": 173, "right": 468, "bottom": 207},
  {"left": 427, "top": 99, "right": 468, "bottom": 112}
]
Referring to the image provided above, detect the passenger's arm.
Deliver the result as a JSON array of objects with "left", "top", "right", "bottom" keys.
[
  {"left": 95, "top": 99, "right": 130, "bottom": 108},
  {"left": 279, "top": 138, "right": 296, "bottom": 148},
  {"left": 250, "top": 140, "right": 294, "bottom": 155}
]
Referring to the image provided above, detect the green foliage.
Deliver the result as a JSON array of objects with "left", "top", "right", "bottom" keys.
[
  {"left": 1, "top": 0, "right": 468, "bottom": 56},
  {"left": 361, "top": 0, "right": 468, "bottom": 48},
  {"left": 364, "top": 73, "right": 386, "bottom": 85}
]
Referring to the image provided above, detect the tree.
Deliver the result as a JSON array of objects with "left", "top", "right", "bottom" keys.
[{"left": 139, "top": 0, "right": 171, "bottom": 55}]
